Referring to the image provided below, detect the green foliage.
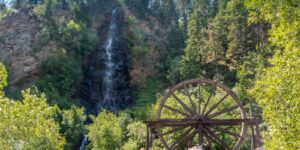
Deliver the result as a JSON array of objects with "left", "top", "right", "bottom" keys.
[
  {"left": 125, "top": 21, "right": 149, "bottom": 58},
  {"left": 153, "top": 0, "right": 178, "bottom": 25},
  {"left": 88, "top": 111, "right": 122, "bottom": 150},
  {"left": 123, "top": 0, "right": 149, "bottom": 18},
  {"left": 57, "top": 107, "right": 87, "bottom": 150},
  {"left": 180, "top": 18, "right": 202, "bottom": 79},
  {"left": 0, "top": 63, "right": 7, "bottom": 97},
  {"left": 149, "top": 86, "right": 242, "bottom": 149},
  {"left": 250, "top": 48, "right": 300, "bottom": 149},
  {"left": 36, "top": 54, "right": 82, "bottom": 108},
  {"left": 246, "top": 0, "right": 300, "bottom": 149},
  {"left": 127, "top": 78, "right": 160, "bottom": 120},
  {"left": 60, "top": 19, "right": 98, "bottom": 56},
  {"left": 13, "top": 0, "right": 44, "bottom": 7},
  {"left": 226, "top": 0, "right": 257, "bottom": 68},
  {"left": 134, "top": 78, "right": 161, "bottom": 107},
  {"left": 74, "top": 0, "right": 112, "bottom": 24},
  {"left": 163, "top": 26, "right": 186, "bottom": 85},
  {"left": 122, "top": 121, "right": 146, "bottom": 150},
  {"left": 0, "top": 2, "right": 8, "bottom": 19},
  {"left": 180, "top": 0, "right": 215, "bottom": 79},
  {"left": 0, "top": 89, "right": 66, "bottom": 149}
]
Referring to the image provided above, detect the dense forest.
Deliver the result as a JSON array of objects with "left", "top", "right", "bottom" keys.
[{"left": 0, "top": 0, "right": 299, "bottom": 149}]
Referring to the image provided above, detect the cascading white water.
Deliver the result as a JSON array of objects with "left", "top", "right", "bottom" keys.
[
  {"left": 79, "top": 9, "right": 118, "bottom": 150},
  {"left": 79, "top": 135, "right": 87, "bottom": 150},
  {"left": 100, "top": 8, "right": 118, "bottom": 110}
]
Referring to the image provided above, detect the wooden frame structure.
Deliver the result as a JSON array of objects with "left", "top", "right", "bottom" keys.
[{"left": 145, "top": 79, "right": 263, "bottom": 150}]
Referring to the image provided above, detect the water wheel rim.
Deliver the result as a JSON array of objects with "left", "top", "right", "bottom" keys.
[{"left": 156, "top": 79, "right": 247, "bottom": 150}]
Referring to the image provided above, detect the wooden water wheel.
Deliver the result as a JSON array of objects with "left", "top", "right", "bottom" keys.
[{"left": 145, "top": 79, "right": 262, "bottom": 150}]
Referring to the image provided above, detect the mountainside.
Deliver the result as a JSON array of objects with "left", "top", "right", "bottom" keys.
[
  {"left": 0, "top": 7, "right": 58, "bottom": 86},
  {"left": 0, "top": 0, "right": 299, "bottom": 149}
]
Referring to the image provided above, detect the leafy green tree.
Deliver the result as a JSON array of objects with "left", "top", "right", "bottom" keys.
[
  {"left": 57, "top": 107, "right": 87, "bottom": 150},
  {"left": 12, "top": 0, "right": 25, "bottom": 8},
  {"left": 60, "top": 19, "right": 98, "bottom": 55},
  {"left": 246, "top": 0, "right": 300, "bottom": 149},
  {"left": 122, "top": 121, "right": 146, "bottom": 150},
  {"left": 36, "top": 55, "right": 82, "bottom": 108},
  {"left": 88, "top": 111, "right": 122, "bottom": 150},
  {"left": 0, "top": 1, "right": 7, "bottom": 18},
  {"left": 0, "top": 89, "right": 66, "bottom": 149},
  {"left": 0, "top": 63, "right": 7, "bottom": 97}
]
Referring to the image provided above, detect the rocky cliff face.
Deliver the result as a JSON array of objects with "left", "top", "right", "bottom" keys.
[
  {"left": 0, "top": 7, "right": 58, "bottom": 86},
  {"left": 0, "top": 5, "right": 170, "bottom": 103},
  {"left": 123, "top": 7, "right": 169, "bottom": 86},
  {"left": 80, "top": 8, "right": 132, "bottom": 114}
]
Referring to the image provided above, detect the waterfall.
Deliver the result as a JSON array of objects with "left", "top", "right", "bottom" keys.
[
  {"left": 78, "top": 8, "right": 132, "bottom": 149},
  {"left": 80, "top": 6, "right": 131, "bottom": 114},
  {"left": 100, "top": 8, "right": 118, "bottom": 112},
  {"left": 79, "top": 135, "right": 87, "bottom": 150}
]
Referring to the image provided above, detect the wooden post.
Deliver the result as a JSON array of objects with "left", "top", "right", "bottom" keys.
[{"left": 146, "top": 125, "right": 150, "bottom": 150}]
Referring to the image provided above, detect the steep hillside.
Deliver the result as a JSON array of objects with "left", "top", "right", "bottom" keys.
[
  {"left": 0, "top": 2, "right": 172, "bottom": 105},
  {"left": 0, "top": 7, "right": 58, "bottom": 86}
]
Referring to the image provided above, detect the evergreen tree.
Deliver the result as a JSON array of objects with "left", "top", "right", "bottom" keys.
[
  {"left": 204, "top": 0, "right": 230, "bottom": 79},
  {"left": 226, "top": 0, "right": 250, "bottom": 68},
  {"left": 0, "top": 0, "right": 7, "bottom": 16},
  {"left": 180, "top": 18, "right": 202, "bottom": 79},
  {"left": 180, "top": 0, "right": 215, "bottom": 79}
]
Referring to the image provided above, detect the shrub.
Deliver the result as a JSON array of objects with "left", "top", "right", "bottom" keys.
[
  {"left": 57, "top": 107, "right": 87, "bottom": 150},
  {"left": 88, "top": 111, "right": 122, "bottom": 150},
  {"left": 36, "top": 54, "right": 82, "bottom": 108},
  {"left": 0, "top": 89, "right": 66, "bottom": 149},
  {"left": 60, "top": 19, "right": 98, "bottom": 56},
  {"left": 0, "top": 63, "right": 7, "bottom": 97}
]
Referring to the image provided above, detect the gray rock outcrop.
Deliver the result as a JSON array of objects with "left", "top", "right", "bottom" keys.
[{"left": 0, "top": 7, "right": 57, "bottom": 85}]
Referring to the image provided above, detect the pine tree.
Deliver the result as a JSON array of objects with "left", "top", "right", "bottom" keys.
[
  {"left": 205, "top": 0, "right": 230, "bottom": 68},
  {"left": 180, "top": 0, "right": 215, "bottom": 79},
  {"left": 180, "top": 18, "right": 202, "bottom": 79},
  {"left": 226, "top": 1, "right": 250, "bottom": 68}
]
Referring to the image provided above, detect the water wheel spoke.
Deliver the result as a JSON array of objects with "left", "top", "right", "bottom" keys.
[
  {"left": 183, "top": 83, "right": 197, "bottom": 113},
  {"left": 204, "top": 93, "right": 230, "bottom": 117},
  {"left": 171, "top": 93, "right": 197, "bottom": 117},
  {"left": 169, "top": 127, "right": 195, "bottom": 149},
  {"left": 173, "top": 129, "right": 198, "bottom": 149},
  {"left": 155, "top": 79, "right": 247, "bottom": 150},
  {"left": 206, "top": 134, "right": 213, "bottom": 150},
  {"left": 204, "top": 127, "right": 231, "bottom": 150},
  {"left": 209, "top": 105, "right": 239, "bottom": 118},
  {"left": 163, "top": 104, "right": 194, "bottom": 119},
  {"left": 198, "top": 83, "right": 202, "bottom": 115},
  {"left": 161, "top": 126, "right": 187, "bottom": 136},
  {"left": 202, "top": 82, "right": 217, "bottom": 115},
  {"left": 204, "top": 119, "right": 248, "bottom": 126},
  {"left": 211, "top": 126, "right": 242, "bottom": 139},
  {"left": 197, "top": 124, "right": 204, "bottom": 146}
]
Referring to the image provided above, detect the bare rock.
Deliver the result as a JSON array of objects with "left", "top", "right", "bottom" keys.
[{"left": 0, "top": 7, "right": 58, "bottom": 85}]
